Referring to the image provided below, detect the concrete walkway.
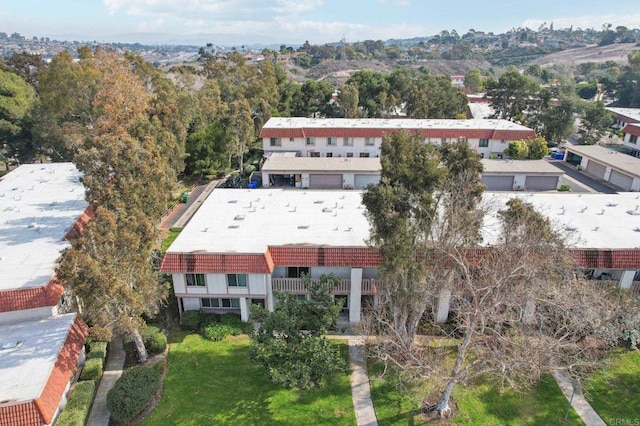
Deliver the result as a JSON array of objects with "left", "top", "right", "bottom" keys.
[
  {"left": 553, "top": 370, "right": 606, "bottom": 426},
  {"left": 159, "top": 179, "right": 220, "bottom": 229},
  {"left": 87, "top": 337, "right": 126, "bottom": 426},
  {"left": 328, "top": 335, "right": 378, "bottom": 426}
]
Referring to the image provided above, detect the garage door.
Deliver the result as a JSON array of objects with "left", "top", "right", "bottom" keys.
[
  {"left": 354, "top": 174, "right": 380, "bottom": 189},
  {"left": 609, "top": 170, "right": 633, "bottom": 191},
  {"left": 482, "top": 175, "right": 514, "bottom": 191},
  {"left": 525, "top": 176, "right": 559, "bottom": 191},
  {"left": 309, "top": 174, "right": 342, "bottom": 189},
  {"left": 585, "top": 160, "right": 606, "bottom": 179}
]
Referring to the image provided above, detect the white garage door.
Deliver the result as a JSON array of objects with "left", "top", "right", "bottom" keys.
[
  {"left": 585, "top": 160, "right": 606, "bottom": 179},
  {"left": 309, "top": 174, "right": 342, "bottom": 189},
  {"left": 525, "top": 176, "right": 559, "bottom": 191},
  {"left": 354, "top": 174, "right": 380, "bottom": 189},
  {"left": 482, "top": 175, "right": 514, "bottom": 191},
  {"left": 609, "top": 170, "right": 633, "bottom": 191}
]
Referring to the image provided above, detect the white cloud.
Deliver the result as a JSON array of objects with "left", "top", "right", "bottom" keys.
[{"left": 523, "top": 13, "right": 640, "bottom": 31}]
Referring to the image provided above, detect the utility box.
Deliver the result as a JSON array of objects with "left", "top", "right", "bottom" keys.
[{"left": 182, "top": 192, "right": 189, "bottom": 203}]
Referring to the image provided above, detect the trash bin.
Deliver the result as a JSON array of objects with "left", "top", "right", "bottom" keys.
[{"left": 182, "top": 192, "right": 189, "bottom": 203}]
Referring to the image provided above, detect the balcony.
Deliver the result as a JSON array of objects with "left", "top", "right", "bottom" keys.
[{"left": 271, "top": 278, "right": 376, "bottom": 295}]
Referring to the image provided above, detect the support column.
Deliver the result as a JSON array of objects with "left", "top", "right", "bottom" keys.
[
  {"left": 349, "top": 268, "right": 363, "bottom": 323},
  {"left": 266, "top": 274, "right": 275, "bottom": 312},
  {"left": 436, "top": 288, "right": 451, "bottom": 323},
  {"left": 620, "top": 270, "right": 636, "bottom": 289},
  {"left": 240, "top": 297, "right": 249, "bottom": 322}
]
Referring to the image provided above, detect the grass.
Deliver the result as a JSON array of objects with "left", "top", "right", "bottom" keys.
[
  {"left": 369, "top": 359, "right": 584, "bottom": 425},
  {"left": 141, "top": 333, "right": 355, "bottom": 425},
  {"left": 583, "top": 348, "right": 640, "bottom": 424},
  {"left": 160, "top": 227, "right": 182, "bottom": 252}
]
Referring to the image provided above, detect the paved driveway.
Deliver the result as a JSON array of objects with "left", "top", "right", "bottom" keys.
[{"left": 546, "top": 159, "right": 618, "bottom": 194}]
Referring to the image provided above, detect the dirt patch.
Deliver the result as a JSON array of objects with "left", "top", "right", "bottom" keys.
[
  {"left": 531, "top": 42, "right": 639, "bottom": 67},
  {"left": 421, "top": 393, "right": 459, "bottom": 424}
]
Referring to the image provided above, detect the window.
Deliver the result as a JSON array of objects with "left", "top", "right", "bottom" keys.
[
  {"left": 306, "top": 137, "right": 315, "bottom": 146},
  {"left": 287, "top": 266, "right": 310, "bottom": 278},
  {"left": 441, "top": 138, "right": 448, "bottom": 144},
  {"left": 327, "top": 137, "right": 337, "bottom": 146},
  {"left": 479, "top": 139, "right": 489, "bottom": 148},
  {"left": 297, "top": 294, "right": 307, "bottom": 301},
  {"left": 186, "top": 273, "right": 205, "bottom": 287},
  {"left": 227, "top": 274, "right": 248, "bottom": 287},
  {"left": 270, "top": 137, "right": 281, "bottom": 147},
  {"left": 202, "top": 298, "right": 239, "bottom": 308},
  {"left": 222, "top": 298, "right": 240, "bottom": 308},
  {"left": 458, "top": 137, "right": 468, "bottom": 143},
  {"left": 365, "top": 137, "right": 375, "bottom": 146},
  {"left": 325, "top": 152, "right": 333, "bottom": 158},
  {"left": 309, "top": 151, "right": 320, "bottom": 157},
  {"left": 346, "top": 152, "right": 354, "bottom": 158},
  {"left": 630, "top": 135, "right": 638, "bottom": 145},
  {"left": 289, "top": 137, "right": 294, "bottom": 142},
  {"left": 201, "top": 298, "right": 219, "bottom": 308},
  {"left": 343, "top": 137, "right": 354, "bottom": 146},
  {"left": 359, "top": 152, "right": 370, "bottom": 158}
]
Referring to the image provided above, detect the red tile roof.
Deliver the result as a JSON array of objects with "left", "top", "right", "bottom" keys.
[
  {"left": 623, "top": 124, "right": 640, "bottom": 137},
  {"left": 0, "top": 276, "right": 64, "bottom": 313},
  {"left": 0, "top": 316, "right": 88, "bottom": 426},
  {"left": 160, "top": 247, "right": 639, "bottom": 273},
  {"left": 64, "top": 205, "right": 95, "bottom": 240}
]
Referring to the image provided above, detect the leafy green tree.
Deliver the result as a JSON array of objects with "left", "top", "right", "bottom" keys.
[
  {"left": 537, "top": 97, "right": 576, "bottom": 142},
  {"left": 184, "top": 122, "right": 230, "bottom": 178},
  {"left": 362, "top": 132, "right": 483, "bottom": 349},
  {"left": 1, "top": 52, "right": 45, "bottom": 91},
  {"left": 58, "top": 207, "right": 168, "bottom": 363},
  {"left": 0, "top": 68, "right": 37, "bottom": 165},
  {"left": 250, "top": 274, "right": 348, "bottom": 389},
  {"left": 346, "top": 70, "right": 391, "bottom": 117},
  {"left": 579, "top": 101, "right": 613, "bottom": 144},
  {"left": 486, "top": 67, "right": 540, "bottom": 122},
  {"left": 526, "top": 136, "right": 549, "bottom": 159},
  {"left": 291, "top": 80, "right": 334, "bottom": 117},
  {"left": 505, "top": 139, "right": 530, "bottom": 159},
  {"left": 464, "top": 68, "right": 485, "bottom": 93},
  {"left": 337, "top": 83, "right": 360, "bottom": 118},
  {"left": 613, "top": 51, "right": 640, "bottom": 107}
]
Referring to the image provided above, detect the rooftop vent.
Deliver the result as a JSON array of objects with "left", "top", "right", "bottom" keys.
[
  {"left": 234, "top": 215, "right": 245, "bottom": 221},
  {"left": 606, "top": 202, "right": 618, "bottom": 207},
  {"left": 228, "top": 225, "right": 240, "bottom": 229},
  {"left": 298, "top": 225, "right": 309, "bottom": 229},
  {"left": 314, "top": 200, "right": 324, "bottom": 204},
  {"left": 627, "top": 206, "right": 640, "bottom": 216},
  {"left": 322, "top": 207, "right": 333, "bottom": 213},
  {"left": 228, "top": 200, "right": 238, "bottom": 204}
]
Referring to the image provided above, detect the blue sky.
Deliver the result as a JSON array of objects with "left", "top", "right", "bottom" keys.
[{"left": 1, "top": 0, "right": 640, "bottom": 46}]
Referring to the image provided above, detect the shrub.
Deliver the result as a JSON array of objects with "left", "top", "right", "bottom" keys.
[
  {"left": 220, "top": 313, "right": 250, "bottom": 335},
  {"left": 86, "top": 341, "right": 108, "bottom": 367},
  {"left": 558, "top": 183, "right": 571, "bottom": 192},
  {"left": 203, "top": 323, "right": 232, "bottom": 341},
  {"left": 55, "top": 380, "right": 96, "bottom": 426},
  {"left": 199, "top": 313, "right": 220, "bottom": 331},
  {"left": 180, "top": 310, "right": 202, "bottom": 331},
  {"left": 147, "top": 331, "right": 167, "bottom": 354},
  {"left": 79, "top": 358, "right": 103, "bottom": 382},
  {"left": 107, "top": 364, "right": 162, "bottom": 425}
]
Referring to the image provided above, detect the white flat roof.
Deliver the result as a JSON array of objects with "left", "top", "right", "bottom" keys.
[
  {"left": 261, "top": 157, "right": 381, "bottom": 173},
  {"left": 0, "top": 313, "right": 77, "bottom": 403},
  {"left": 482, "top": 159, "right": 563, "bottom": 175},
  {"left": 566, "top": 145, "right": 640, "bottom": 177},
  {"left": 167, "top": 189, "right": 371, "bottom": 254},
  {"left": 606, "top": 107, "right": 640, "bottom": 122},
  {"left": 0, "top": 164, "right": 87, "bottom": 292},
  {"left": 483, "top": 192, "right": 640, "bottom": 248},
  {"left": 168, "top": 189, "right": 640, "bottom": 254},
  {"left": 468, "top": 102, "right": 495, "bottom": 119},
  {"left": 262, "top": 117, "right": 532, "bottom": 131}
]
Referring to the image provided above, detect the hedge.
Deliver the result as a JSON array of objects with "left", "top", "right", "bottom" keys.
[
  {"left": 79, "top": 358, "right": 103, "bottom": 382},
  {"left": 55, "top": 380, "right": 97, "bottom": 426},
  {"left": 180, "top": 310, "right": 202, "bottom": 331},
  {"left": 202, "top": 323, "right": 233, "bottom": 341},
  {"left": 141, "top": 326, "right": 167, "bottom": 354},
  {"left": 107, "top": 363, "right": 163, "bottom": 424},
  {"left": 86, "top": 341, "right": 108, "bottom": 367}
]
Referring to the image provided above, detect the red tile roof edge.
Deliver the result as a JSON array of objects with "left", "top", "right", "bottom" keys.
[
  {"left": 0, "top": 402, "right": 43, "bottom": 426},
  {"left": 64, "top": 205, "right": 95, "bottom": 241},
  {"left": 35, "top": 315, "right": 89, "bottom": 424},
  {"left": 259, "top": 127, "right": 536, "bottom": 140},
  {"left": 0, "top": 276, "right": 65, "bottom": 313}
]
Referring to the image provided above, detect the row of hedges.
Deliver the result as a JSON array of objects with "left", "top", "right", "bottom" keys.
[
  {"left": 79, "top": 340, "right": 108, "bottom": 382},
  {"left": 107, "top": 363, "right": 163, "bottom": 425},
  {"left": 55, "top": 380, "right": 97, "bottom": 426},
  {"left": 180, "top": 311, "right": 252, "bottom": 341}
]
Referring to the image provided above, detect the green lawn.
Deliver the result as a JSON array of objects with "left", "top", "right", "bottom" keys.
[
  {"left": 141, "top": 333, "right": 355, "bottom": 425},
  {"left": 584, "top": 349, "right": 640, "bottom": 424},
  {"left": 160, "top": 227, "right": 182, "bottom": 252},
  {"left": 369, "top": 362, "right": 584, "bottom": 425}
]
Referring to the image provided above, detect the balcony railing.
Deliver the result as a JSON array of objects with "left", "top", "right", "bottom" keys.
[
  {"left": 631, "top": 281, "right": 640, "bottom": 295},
  {"left": 271, "top": 278, "right": 377, "bottom": 295}
]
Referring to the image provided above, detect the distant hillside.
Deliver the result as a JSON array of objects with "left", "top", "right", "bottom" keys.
[{"left": 530, "top": 43, "right": 639, "bottom": 67}]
